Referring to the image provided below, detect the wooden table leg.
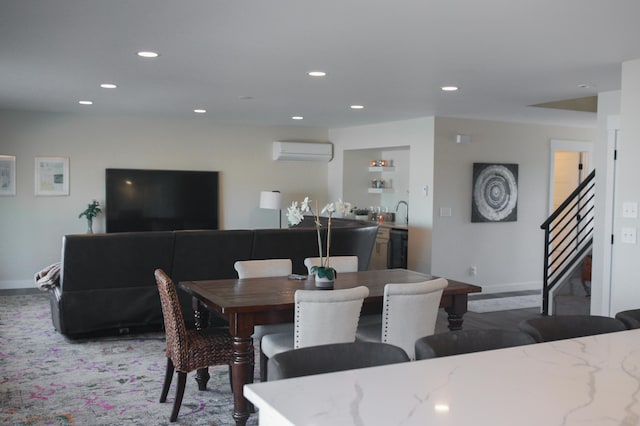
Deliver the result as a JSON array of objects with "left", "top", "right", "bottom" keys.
[
  {"left": 444, "top": 294, "right": 468, "bottom": 331},
  {"left": 192, "top": 298, "right": 210, "bottom": 391},
  {"left": 230, "top": 335, "right": 254, "bottom": 425}
]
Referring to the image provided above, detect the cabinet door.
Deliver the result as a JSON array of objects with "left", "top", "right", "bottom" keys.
[{"left": 369, "top": 238, "right": 389, "bottom": 270}]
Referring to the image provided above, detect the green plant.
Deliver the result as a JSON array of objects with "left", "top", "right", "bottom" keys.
[{"left": 78, "top": 200, "right": 102, "bottom": 220}]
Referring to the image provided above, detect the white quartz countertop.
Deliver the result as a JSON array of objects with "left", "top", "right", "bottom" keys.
[{"left": 245, "top": 329, "right": 640, "bottom": 426}]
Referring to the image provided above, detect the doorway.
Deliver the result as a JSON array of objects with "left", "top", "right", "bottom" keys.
[{"left": 547, "top": 139, "right": 594, "bottom": 309}]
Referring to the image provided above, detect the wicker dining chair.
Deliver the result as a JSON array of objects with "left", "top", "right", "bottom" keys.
[{"left": 154, "top": 269, "right": 235, "bottom": 423}]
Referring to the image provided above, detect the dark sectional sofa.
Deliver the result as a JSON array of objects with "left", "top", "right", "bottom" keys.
[{"left": 48, "top": 222, "right": 378, "bottom": 337}]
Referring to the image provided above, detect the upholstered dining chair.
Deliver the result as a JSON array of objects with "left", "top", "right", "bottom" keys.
[
  {"left": 303, "top": 256, "right": 359, "bottom": 274},
  {"left": 414, "top": 329, "right": 536, "bottom": 360},
  {"left": 233, "top": 258, "right": 295, "bottom": 342},
  {"left": 267, "top": 342, "right": 409, "bottom": 381},
  {"left": 233, "top": 258, "right": 292, "bottom": 279},
  {"left": 355, "top": 278, "right": 448, "bottom": 359},
  {"left": 154, "top": 269, "right": 234, "bottom": 423},
  {"left": 518, "top": 314, "right": 626, "bottom": 343},
  {"left": 260, "top": 286, "right": 370, "bottom": 381},
  {"left": 615, "top": 309, "right": 640, "bottom": 329}
]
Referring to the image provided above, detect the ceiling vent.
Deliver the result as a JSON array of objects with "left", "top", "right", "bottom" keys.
[{"left": 272, "top": 141, "right": 333, "bottom": 162}]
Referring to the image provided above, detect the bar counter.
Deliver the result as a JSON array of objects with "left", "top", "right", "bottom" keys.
[{"left": 245, "top": 329, "right": 639, "bottom": 425}]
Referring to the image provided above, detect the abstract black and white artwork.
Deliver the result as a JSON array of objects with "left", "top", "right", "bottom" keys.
[{"left": 472, "top": 163, "right": 518, "bottom": 223}]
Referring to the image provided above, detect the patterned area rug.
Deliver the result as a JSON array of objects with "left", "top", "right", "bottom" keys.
[
  {"left": 0, "top": 293, "right": 258, "bottom": 425},
  {"left": 468, "top": 294, "right": 541, "bottom": 313}
]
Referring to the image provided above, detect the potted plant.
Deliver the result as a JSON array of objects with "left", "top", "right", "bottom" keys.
[
  {"left": 79, "top": 200, "right": 102, "bottom": 234},
  {"left": 286, "top": 197, "right": 352, "bottom": 288}
]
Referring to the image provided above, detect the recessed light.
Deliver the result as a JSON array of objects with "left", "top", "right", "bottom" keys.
[
  {"left": 137, "top": 51, "right": 159, "bottom": 58},
  {"left": 100, "top": 83, "right": 117, "bottom": 89},
  {"left": 291, "top": 116, "right": 304, "bottom": 120},
  {"left": 193, "top": 109, "right": 207, "bottom": 114},
  {"left": 307, "top": 71, "right": 327, "bottom": 77},
  {"left": 350, "top": 105, "right": 364, "bottom": 110},
  {"left": 578, "top": 83, "right": 591, "bottom": 89},
  {"left": 78, "top": 100, "right": 93, "bottom": 105},
  {"left": 441, "top": 86, "right": 459, "bottom": 92},
  {"left": 238, "top": 96, "right": 254, "bottom": 100}
]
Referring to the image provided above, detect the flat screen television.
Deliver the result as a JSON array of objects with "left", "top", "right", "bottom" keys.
[{"left": 106, "top": 168, "right": 219, "bottom": 233}]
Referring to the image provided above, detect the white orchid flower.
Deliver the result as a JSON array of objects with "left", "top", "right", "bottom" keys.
[
  {"left": 286, "top": 201, "right": 304, "bottom": 226},
  {"left": 300, "top": 197, "right": 311, "bottom": 213},
  {"left": 335, "top": 199, "right": 352, "bottom": 215}
]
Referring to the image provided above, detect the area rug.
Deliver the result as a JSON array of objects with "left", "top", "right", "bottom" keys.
[
  {"left": 0, "top": 293, "right": 258, "bottom": 425},
  {"left": 468, "top": 294, "right": 541, "bottom": 313}
]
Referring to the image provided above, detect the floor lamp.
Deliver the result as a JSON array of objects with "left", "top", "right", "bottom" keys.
[{"left": 259, "top": 190, "right": 282, "bottom": 228}]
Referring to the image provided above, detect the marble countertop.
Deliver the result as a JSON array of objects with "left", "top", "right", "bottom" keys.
[{"left": 245, "top": 329, "right": 640, "bottom": 425}]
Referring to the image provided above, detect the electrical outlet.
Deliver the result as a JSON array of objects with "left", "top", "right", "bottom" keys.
[
  {"left": 621, "top": 227, "right": 637, "bottom": 244},
  {"left": 469, "top": 266, "right": 477, "bottom": 276}
]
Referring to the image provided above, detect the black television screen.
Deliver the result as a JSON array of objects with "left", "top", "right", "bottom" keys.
[{"left": 106, "top": 169, "right": 219, "bottom": 233}]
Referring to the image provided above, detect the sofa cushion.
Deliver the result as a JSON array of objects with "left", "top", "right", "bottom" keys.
[
  {"left": 60, "top": 231, "right": 175, "bottom": 291},
  {"left": 251, "top": 228, "right": 323, "bottom": 275},
  {"left": 171, "top": 230, "right": 254, "bottom": 282}
]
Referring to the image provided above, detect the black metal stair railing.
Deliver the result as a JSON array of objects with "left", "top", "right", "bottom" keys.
[{"left": 540, "top": 170, "right": 595, "bottom": 315}]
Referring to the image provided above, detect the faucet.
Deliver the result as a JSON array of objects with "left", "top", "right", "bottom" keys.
[{"left": 395, "top": 200, "right": 408, "bottom": 224}]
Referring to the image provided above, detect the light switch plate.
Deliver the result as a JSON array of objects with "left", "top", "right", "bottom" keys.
[
  {"left": 622, "top": 202, "right": 638, "bottom": 218},
  {"left": 621, "top": 227, "right": 637, "bottom": 244}
]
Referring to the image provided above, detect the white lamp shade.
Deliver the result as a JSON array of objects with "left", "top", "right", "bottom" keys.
[{"left": 260, "top": 191, "right": 282, "bottom": 210}]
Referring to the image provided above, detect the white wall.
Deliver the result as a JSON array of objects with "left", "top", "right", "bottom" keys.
[
  {"left": 591, "top": 90, "right": 621, "bottom": 315},
  {"left": 329, "top": 117, "right": 435, "bottom": 273},
  {"left": 609, "top": 59, "right": 640, "bottom": 313},
  {"left": 0, "top": 110, "right": 329, "bottom": 288},
  {"left": 431, "top": 117, "right": 597, "bottom": 293}
]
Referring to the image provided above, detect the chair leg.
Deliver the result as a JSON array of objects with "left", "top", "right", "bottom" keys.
[
  {"left": 170, "top": 371, "right": 187, "bottom": 423},
  {"left": 160, "top": 358, "right": 174, "bottom": 403},
  {"left": 260, "top": 350, "right": 268, "bottom": 382}
]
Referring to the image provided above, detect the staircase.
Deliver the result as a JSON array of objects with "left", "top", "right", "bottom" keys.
[{"left": 540, "top": 170, "right": 595, "bottom": 315}]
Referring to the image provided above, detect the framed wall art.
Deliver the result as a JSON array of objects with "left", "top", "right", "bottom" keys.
[
  {"left": 0, "top": 155, "right": 16, "bottom": 196},
  {"left": 35, "top": 156, "right": 69, "bottom": 196},
  {"left": 471, "top": 163, "right": 518, "bottom": 223}
]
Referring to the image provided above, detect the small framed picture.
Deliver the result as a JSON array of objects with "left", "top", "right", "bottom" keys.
[
  {"left": 0, "top": 155, "right": 17, "bottom": 196},
  {"left": 35, "top": 156, "right": 70, "bottom": 196}
]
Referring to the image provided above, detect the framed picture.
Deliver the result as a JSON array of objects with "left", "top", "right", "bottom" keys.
[
  {"left": 472, "top": 163, "right": 518, "bottom": 223},
  {"left": 35, "top": 157, "right": 69, "bottom": 196},
  {"left": 0, "top": 155, "right": 17, "bottom": 196}
]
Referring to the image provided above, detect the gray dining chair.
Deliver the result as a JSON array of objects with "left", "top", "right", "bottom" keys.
[
  {"left": 260, "top": 286, "right": 369, "bottom": 381},
  {"left": 415, "top": 329, "right": 536, "bottom": 360},
  {"left": 518, "top": 314, "right": 626, "bottom": 342},
  {"left": 355, "top": 278, "right": 448, "bottom": 359},
  {"left": 267, "top": 342, "right": 409, "bottom": 381},
  {"left": 615, "top": 309, "right": 640, "bottom": 329}
]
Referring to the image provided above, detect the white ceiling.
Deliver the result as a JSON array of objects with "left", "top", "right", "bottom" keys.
[{"left": 1, "top": 0, "right": 640, "bottom": 129}]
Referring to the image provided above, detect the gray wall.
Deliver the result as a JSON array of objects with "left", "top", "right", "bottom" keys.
[{"left": 432, "top": 117, "right": 597, "bottom": 294}]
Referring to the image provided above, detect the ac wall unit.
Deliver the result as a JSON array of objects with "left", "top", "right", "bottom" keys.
[{"left": 272, "top": 141, "right": 333, "bottom": 162}]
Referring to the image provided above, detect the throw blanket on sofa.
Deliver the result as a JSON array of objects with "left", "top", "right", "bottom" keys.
[{"left": 35, "top": 262, "right": 61, "bottom": 290}]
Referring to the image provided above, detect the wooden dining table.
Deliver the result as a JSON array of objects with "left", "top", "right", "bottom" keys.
[{"left": 179, "top": 268, "right": 481, "bottom": 426}]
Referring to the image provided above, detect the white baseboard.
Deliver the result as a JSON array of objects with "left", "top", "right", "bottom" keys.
[
  {"left": 0, "top": 279, "right": 36, "bottom": 290},
  {"left": 470, "top": 281, "right": 541, "bottom": 296}
]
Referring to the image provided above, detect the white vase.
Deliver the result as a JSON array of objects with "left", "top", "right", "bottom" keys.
[{"left": 314, "top": 273, "right": 334, "bottom": 289}]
